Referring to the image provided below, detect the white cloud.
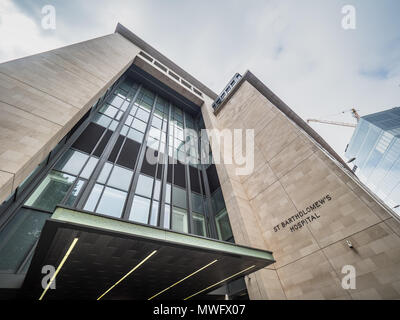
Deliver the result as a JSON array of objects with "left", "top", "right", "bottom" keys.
[
  {"left": 2, "top": 0, "right": 400, "bottom": 162},
  {"left": 0, "top": 0, "right": 63, "bottom": 63}
]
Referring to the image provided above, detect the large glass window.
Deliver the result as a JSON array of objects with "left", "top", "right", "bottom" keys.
[
  {"left": 172, "top": 186, "right": 187, "bottom": 209},
  {"left": 171, "top": 207, "right": 188, "bottom": 233},
  {"left": 135, "top": 174, "right": 154, "bottom": 198},
  {"left": 215, "top": 209, "right": 233, "bottom": 242},
  {"left": 25, "top": 171, "right": 76, "bottom": 212},
  {"left": 193, "top": 213, "right": 207, "bottom": 237},
  {"left": 107, "top": 165, "right": 133, "bottom": 191},
  {"left": 0, "top": 208, "right": 48, "bottom": 273},
  {"left": 54, "top": 149, "right": 88, "bottom": 176},
  {"left": 6, "top": 77, "right": 234, "bottom": 255},
  {"left": 96, "top": 187, "right": 127, "bottom": 218},
  {"left": 130, "top": 195, "right": 151, "bottom": 224}
]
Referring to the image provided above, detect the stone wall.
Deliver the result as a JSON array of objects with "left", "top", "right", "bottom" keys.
[{"left": 201, "top": 78, "right": 400, "bottom": 299}]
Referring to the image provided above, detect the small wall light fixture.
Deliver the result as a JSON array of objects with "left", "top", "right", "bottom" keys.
[{"left": 346, "top": 240, "right": 353, "bottom": 248}]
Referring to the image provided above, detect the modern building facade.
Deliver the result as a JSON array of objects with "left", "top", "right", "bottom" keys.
[
  {"left": 345, "top": 108, "right": 400, "bottom": 217},
  {"left": 0, "top": 24, "right": 399, "bottom": 300}
]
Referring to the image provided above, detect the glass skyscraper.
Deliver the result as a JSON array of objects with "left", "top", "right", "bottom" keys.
[{"left": 346, "top": 107, "right": 400, "bottom": 216}]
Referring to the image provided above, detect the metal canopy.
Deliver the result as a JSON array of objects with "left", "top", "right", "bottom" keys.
[{"left": 21, "top": 207, "right": 274, "bottom": 300}]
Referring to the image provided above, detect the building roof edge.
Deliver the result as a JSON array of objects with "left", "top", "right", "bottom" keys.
[
  {"left": 216, "top": 69, "right": 353, "bottom": 171},
  {"left": 115, "top": 23, "right": 218, "bottom": 100}
]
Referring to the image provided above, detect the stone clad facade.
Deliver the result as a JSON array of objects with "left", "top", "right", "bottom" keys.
[{"left": 201, "top": 73, "right": 400, "bottom": 299}]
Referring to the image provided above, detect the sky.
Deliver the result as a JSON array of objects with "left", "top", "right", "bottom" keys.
[{"left": 1, "top": 0, "right": 400, "bottom": 161}]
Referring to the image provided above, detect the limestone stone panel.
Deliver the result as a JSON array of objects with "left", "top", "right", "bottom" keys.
[
  {"left": 235, "top": 196, "right": 266, "bottom": 250},
  {"left": 52, "top": 34, "right": 140, "bottom": 83},
  {"left": 0, "top": 52, "right": 101, "bottom": 109},
  {"left": 0, "top": 73, "right": 79, "bottom": 126},
  {"left": 280, "top": 153, "right": 381, "bottom": 248},
  {"left": 220, "top": 177, "right": 266, "bottom": 250},
  {"left": 0, "top": 171, "right": 13, "bottom": 203},
  {"left": 385, "top": 218, "right": 400, "bottom": 237},
  {"left": 247, "top": 267, "right": 287, "bottom": 300},
  {"left": 255, "top": 112, "right": 299, "bottom": 161},
  {"left": 240, "top": 91, "right": 277, "bottom": 134},
  {"left": 250, "top": 181, "right": 320, "bottom": 268},
  {"left": 323, "top": 222, "right": 400, "bottom": 299},
  {"left": 277, "top": 251, "right": 349, "bottom": 299},
  {"left": 0, "top": 34, "right": 137, "bottom": 109},
  {"left": 244, "top": 273, "right": 263, "bottom": 300},
  {"left": 221, "top": 188, "right": 250, "bottom": 247},
  {"left": 0, "top": 102, "right": 61, "bottom": 174},
  {"left": 217, "top": 81, "right": 260, "bottom": 119},
  {"left": 269, "top": 133, "right": 318, "bottom": 179},
  {"left": 242, "top": 161, "right": 277, "bottom": 200}
]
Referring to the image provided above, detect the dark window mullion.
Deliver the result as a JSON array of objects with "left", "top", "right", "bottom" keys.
[
  {"left": 122, "top": 93, "right": 158, "bottom": 221},
  {"left": 183, "top": 113, "right": 193, "bottom": 234},
  {"left": 198, "top": 120, "right": 218, "bottom": 239},
  {"left": 158, "top": 102, "right": 172, "bottom": 228},
  {"left": 148, "top": 109, "right": 168, "bottom": 225}
]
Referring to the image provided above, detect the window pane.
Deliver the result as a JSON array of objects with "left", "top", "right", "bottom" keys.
[
  {"left": 193, "top": 213, "right": 206, "bottom": 237},
  {"left": 97, "top": 162, "right": 113, "bottom": 184},
  {"left": 191, "top": 192, "right": 204, "bottom": 214},
  {"left": 96, "top": 187, "right": 127, "bottom": 218},
  {"left": 125, "top": 115, "right": 133, "bottom": 126},
  {"left": 136, "top": 108, "right": 150, "bottom": 122},
  {"left": 65, "top": 179, "right": 85, "bottom": 206},
  {"left": 149, "top": 201, "right": 159, "bottom": 226},
  {"left": 164, "top": 204, "right": 171, "bottom": 228},
  {"left": 136, "top": 174, "right": 154, "bottom": 198},
  {"left": 127, "top": 128, "right": 144, "bottom": 143},
  {"left": 153, "top": 179, "right": 161, "bottom": 200},
  {"left": 107, "top": 165, "right": 133, "bottom": 191},
  {"left": 149, "top": 127, "right": 161, "bottom": 140},
  {"left": 129, "top": 105, "right": 138, "bottom": 116},
  {"left": 80, "top": 157, "right": 99, "bottom": 179},
  {"left": 54, "top": 149, "right": 89, "bottom": 176},
  {"left": 100, "top": 104, "right": 118, "bottom": 118},
  {"left": 215, "top": 209, "right": 233, "bottom": 242},
  {"left": 165, "top": 183, "right": 171, "bottom": 204},
  {"left": 132, "top": 118, "right": 147, "bottom": 133},
  {"left": 108, "top": 95, "right": 124, "bottom": 108},
  {"left": 93, "top": 113, "right": 112, "bottom": 128},
  {"left": 121, "top": 100, "right": 129, "bottom": 111},
  {"left": 172, "top": 186, "right": 187, "bottom": 209},
  {"left": 171, "top": 207, "right": 188, "bottom": 233},
  {"left": 83, "top": 183, "right": 103, "bottom": 212},
  {"left": 109, "top": 120, "right": 119, "bottom": 131},
  {"left": 152, "top": 115, "right": 162, "bottom": 129},
  {"left": 25, "top": 171, "right": 75, "bottom": 212},
  {"left": 120, "top": 125, "right": 129, "bottom": 136},
  {"left": 211, "top": 188, "right": 225, "bottom": 214},
  {"left": 0, "top": 208, "right": 48, "bottom": 273},
  {"left": 129, "top": 195, "right": 150, "bottom": 224},
  {"left": 147, "top": 137, "right": 160, "bottom": 151}
]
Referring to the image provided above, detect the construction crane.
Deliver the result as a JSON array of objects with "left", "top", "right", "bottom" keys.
[{"left": 307, "top": 108, "right": 360, "bottom": 128}]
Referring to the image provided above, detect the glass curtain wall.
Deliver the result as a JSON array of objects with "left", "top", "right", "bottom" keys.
[{"left": 0, "top": 76, "right": 234, "bottom": 276}]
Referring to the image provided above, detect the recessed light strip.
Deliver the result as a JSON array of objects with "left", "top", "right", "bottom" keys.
[
  {"left": 148, "top": 259, "right": 218, "bottom": 300},
  {"left": 97, "top": 250, "right": 157, "bottom": 300},
  {"left": 184, "top": 265, "right": 256, "bottom": 300},
  {"left": 39, "top": 237, "right": 79, "bottom": 300}
]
